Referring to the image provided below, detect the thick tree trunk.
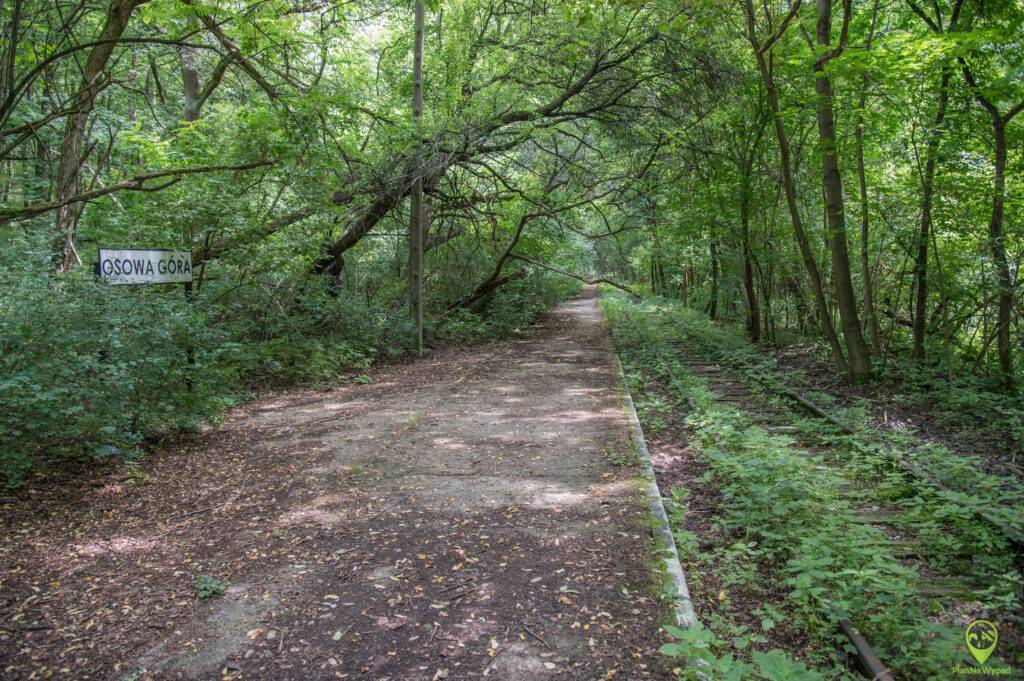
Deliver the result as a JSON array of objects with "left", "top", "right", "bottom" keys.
[
  {"left": 180, "top": 38, "right": 202, "bottom": 122},
  {"left": 0, "top": 0, "right": 21, "bottom": 101},
  {"left": 52, "top": 0, "right": 146, "bottom": 272},
  {"left": 912, "top": 68, "right": 951, "bottom": 359},
  {"left": 815, "top": 0, "right": 871, "bottom": 381},
  {"left": 180, "top": 18, "right": 230, "bottom": 124}
]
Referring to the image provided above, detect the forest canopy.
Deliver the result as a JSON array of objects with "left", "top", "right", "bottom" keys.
[{"left": 0, "top": 0, "right": 1021, "bottom": 484}]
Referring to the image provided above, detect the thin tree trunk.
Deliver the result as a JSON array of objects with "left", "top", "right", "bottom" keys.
[
  {"left": 854, "top": 0, "right": 882, "bottom": 356},
  {"left": 33, "top": 68, "right": 51, "bottom": 203},
  {"left": 815, "top": 0, "right": 871, "bottom": 381},
  {"left": 912, "top": 67, "right": 951, "bottom": 358},
  {"left": 929, "top": 226, "right": 954, "bottom": 393},
  {"left": 127, "top": 48, "right": 138, "bottom": 122},
  {"left": 989, "top": 119, "right": 1013, "bottom": 386},
  {"left": 855, "top": 104, "right": 883, "bottom": 356},
  {"left": 740, "top": 177, "right": 760, "bottom": 342},
  {"left": 408, "top": 0, "right": 426, "bottom": 355},
  {"left": 708, "top": 239, "right": 719, "bottom": 319},
  {"left": 959, "top": 60, "right": 1022, "bottom": 387}
]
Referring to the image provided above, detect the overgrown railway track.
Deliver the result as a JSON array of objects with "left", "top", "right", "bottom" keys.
[
  {"left": 602, "top": 293, "right": 1024, "bottom": 679},
  {"left": 665, "top": 343, "right": 1020, "bottom": 680}
]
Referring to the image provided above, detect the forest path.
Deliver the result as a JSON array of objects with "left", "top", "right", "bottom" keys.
[{"left": 1, "top": 288, "right": 672, "bottom": 680}]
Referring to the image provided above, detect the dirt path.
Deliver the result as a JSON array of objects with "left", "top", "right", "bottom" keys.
[{"left": 1, "top": 288, "right": 673, "bottom": 680}]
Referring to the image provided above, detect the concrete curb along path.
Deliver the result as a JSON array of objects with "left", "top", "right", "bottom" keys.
[{"left": 602, "top": 314, "right": 698, "bottom": 630}]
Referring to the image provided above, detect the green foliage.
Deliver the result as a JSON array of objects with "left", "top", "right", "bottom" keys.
[
  {"left": 659, "top": 623, "right": 830, "bottom": 681},
  {"left": 0, "top": 225, "right": 582, "bottom": 485},
  {"left": 194, "top": 574, "right": 226, "bottom": 600},
  {"left": 0, "top": 245, "right": 235, "bottom": 486},
  {"left": 236, "top": 336, "right": 372, "bottom": 386},
  {"left": 604, "top": 292, "right": 980, "bottom": 678},
  {"left": 432, "top": 274, "right": 581, "bottom": 344}
]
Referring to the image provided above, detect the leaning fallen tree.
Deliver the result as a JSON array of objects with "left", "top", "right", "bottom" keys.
[
  {"left": 509, "top": 254, "right": 640, "bottom": 298},
  {"left": 309, "top": 29, "right": 660, "bottom": 277},
  {"left": 446, "top": 267, "right": 527, "bottom": 311}
]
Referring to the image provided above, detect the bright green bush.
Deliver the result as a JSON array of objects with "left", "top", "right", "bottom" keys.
[{"left": 1, "top": 266, "right": 236, "bottom": 485}]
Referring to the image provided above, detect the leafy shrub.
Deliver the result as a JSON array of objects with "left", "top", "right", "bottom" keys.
[
  {"left": 0, "top": 243, "right": 379, "bottom": 486},
  {"left": 1, "top": 259, "right": 236, "bottom": 486},
  {"left": 194, "top": 574, "right": 227, "bottom": 599},
  {"left": 430, "top": 272, "right": 580, "bottom": 343},
  {"left": 236, "top": 336, "right": 372, "bottom": 386},
  {"left": 0, "top": 233, "right": 579, "bottom": 486},
  {"left": 660, "top": 623, "right": 829, "bottom": 681}
]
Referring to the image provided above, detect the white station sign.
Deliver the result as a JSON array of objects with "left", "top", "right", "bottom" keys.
[{"left": 98, "top": 248, "right": 193, "bottom": 285}]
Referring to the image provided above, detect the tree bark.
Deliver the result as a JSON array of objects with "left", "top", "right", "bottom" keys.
[
  {"left": 52, "top": 0, "right": 147, "bottom": 273},
  {"left": 180, "top": 30, "right": 202, "bottom": 122},
  {"left": 854, "top": 0, "right": 881, "bottom": 356},
  {"left": 989, "top": 119, "right": 1013, "bottom": 386},
  {"left": 0, "top": 0, "right": 21, "bottom": 101},
  {"left": 959, "top": 60, "right": 1022, "bottom": 388},
  {"left": 740, "top": 175, "right": 760, "bottom": 342},
  {"left": 815, "top": 0, "right": 871, "bottom": 381},
  {"left": 32, "top": 68, "right": 52, "bottom": 203},
  {"left": 708, "top": 239, "right": 719, "bottom": 320},
  {"left": 180, "top": 18, "right": 231, "bottom": 124},
  {"left": 425, "top": 224, "right": 462, "bottom": 252},
  {"left": 911, "top": 67, "right": 951, "bottom": 358}
]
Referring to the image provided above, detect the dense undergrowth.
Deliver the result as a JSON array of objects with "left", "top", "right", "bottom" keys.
[
  {"left": 769, "top": 339, "right": 1024, "bottom": 464},
  {"left": 603, "top": 291, "right": 1023, "bottom": 679},
  {"left": 0, "top": 240, "right": 576, "bottom": 487}
]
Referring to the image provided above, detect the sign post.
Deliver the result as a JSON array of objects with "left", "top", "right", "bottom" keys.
[{"left": 96, "top": 247, "right": 196, "bottom": 386}]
